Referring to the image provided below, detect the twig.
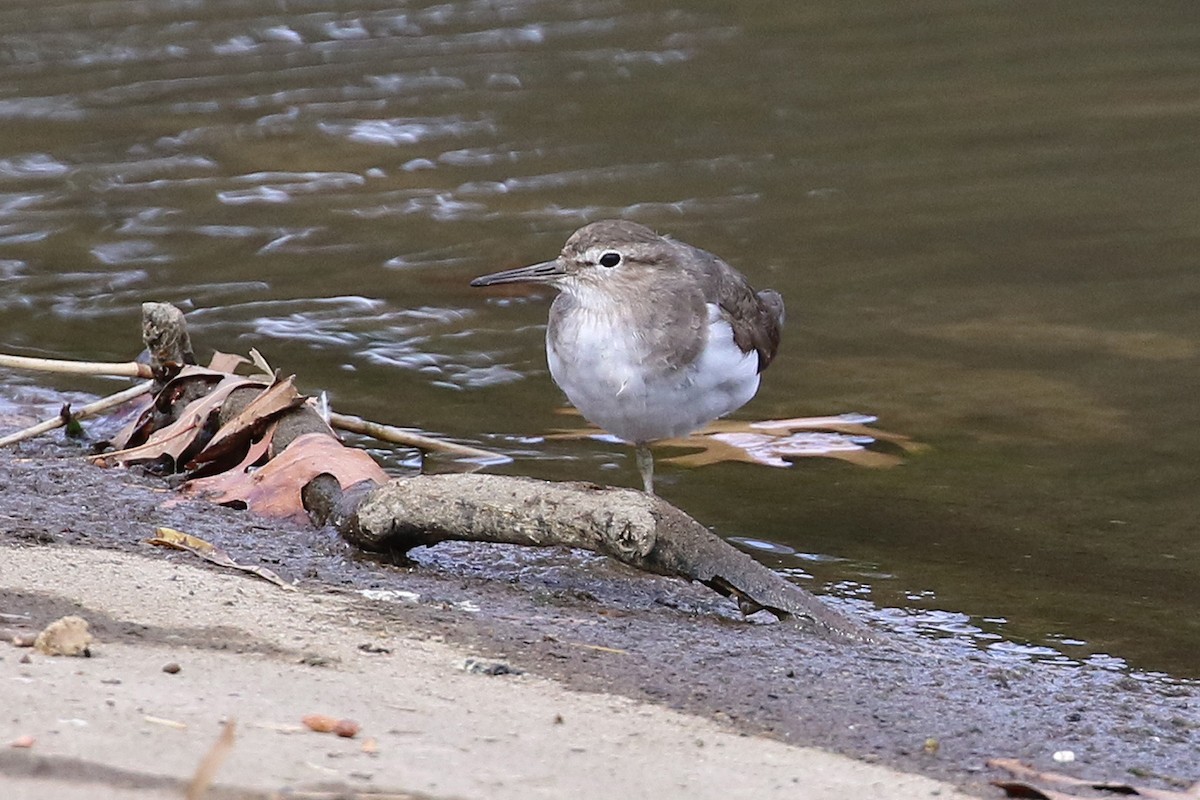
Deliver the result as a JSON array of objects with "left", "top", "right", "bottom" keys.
[
  {"left": 186, "top": 718, "right": 236, "bottom": 800},
  {"left": 0, "top": 353, "right": 153, "bottom": 379},
  {"left": 328, "top": 411, "right": 507, "bottom": 463},
  {"left": 0, "top": 380, "right": 154, "bottom": 447},
  {"left": 279, "top": 793, "right": 422, "bottom": 799}
]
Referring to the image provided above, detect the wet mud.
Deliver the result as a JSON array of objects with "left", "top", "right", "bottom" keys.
[{"left": 1, "top": 446, "right": 1196, "bottom": 797}]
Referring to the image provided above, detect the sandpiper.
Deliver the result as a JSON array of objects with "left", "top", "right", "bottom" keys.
[{"left": 471, "top": 219, "right": 784, "bottom": 493}]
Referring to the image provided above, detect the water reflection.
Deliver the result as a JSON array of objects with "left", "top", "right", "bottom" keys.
[{"left": 1, "top": 0, "right": 1199, "bottom": 678}]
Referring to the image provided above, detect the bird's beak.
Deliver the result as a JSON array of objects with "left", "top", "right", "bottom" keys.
[{"left": 470, "top": 259, "right": 565, "bottom": 287}]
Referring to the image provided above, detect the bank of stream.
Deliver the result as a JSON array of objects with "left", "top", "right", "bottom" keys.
[{"left": 0, "top": 440, "right": 1195, "bottom": 796}]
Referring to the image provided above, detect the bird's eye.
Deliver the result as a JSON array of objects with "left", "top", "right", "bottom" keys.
[{"left": 598, "top": 251, "right": 622, "bottom": 268}]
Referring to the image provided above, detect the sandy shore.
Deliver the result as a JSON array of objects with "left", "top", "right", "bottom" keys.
[
  {"left": 1, "top": 449, "right": 1196, "bottom": 799},
  {"left": 1, "top": 545, "right": 968, "bottom": 800}
]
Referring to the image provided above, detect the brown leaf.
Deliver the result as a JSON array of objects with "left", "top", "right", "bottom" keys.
[
  {"left": 190, "top": 432, "right": 387, "bottom": 522},
  {"left": 96, "top": 375, "right": 256, "bottom": 468},
  {"left": 182, "top": 426, "right": 275, "bottom": 490},
  {"left": 662, "top": 429, "right": 906, "bottom": 469},
  {"left": 207, "top": 351, "right": 251, "bottom": 373},
  {"left": 989, "top": 758, "right": 1097, "bottom": 790},
  {"left": 743, "top": 415, "right": 928, "bottom": 452},
  {"left": 147, "top": 527, "right": 292, "bottom": 589},
  {"left": 671, "top": 415, "right": 918, "bottom": 469},
  {"left": 989, "top": 758, "right": 1197, "bottom": 800},
  {"left": 109, "top": 366, "right": 229, "bottom": 451},
  {"left": 104, "top": 393, "right": 158, "bottom": 451},
  {"left": 110, "top": 364, "right": 271, "bottom": 451},
  {"left": 547, "top": 411, "right": 921, "bottom": 470},
  {"left": 991, "top": 781, "right": 1081, "bottom": 800},
  {"left": 188, "top": 375, "right": 305, "bottom": 469}
]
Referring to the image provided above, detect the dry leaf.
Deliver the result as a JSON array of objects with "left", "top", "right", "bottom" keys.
[
  {"left": 147, "top": 527, "right": 292, "bottom": 589},
  {"left": 188, "top": 432, "right": 387, "bottom": 522},
  {"left": 989, "top": 758, "right": 1197, "bottom": 800},
  {"left": 207, "top": 351, "right": 251, "bottom": 373},
  {"left": 96, "top": 375, "right": 256, "bottom": 468},
  {"left": 991, "top": 782, "right": 1080, "bottom": 800},
  {"left": 664, "top": 414, "right": 923, "bottom": 469},
  {"left": 108, "top": 365, "right": 234, "bottom": 451},
  {"left": 188, "top": 375, "right": 305, "bottom": 468},
  {"left": 247, "top": 348, "right": 274, "bottom": 376},
  {"left": 183, "top": 427, "right": 274, "bottom": 487},
  {"left": 548, "top": 411, "right": 922, "bottom": 470},
  {"left": 103, "top": 393, "right": 157, "bottom": 450}
]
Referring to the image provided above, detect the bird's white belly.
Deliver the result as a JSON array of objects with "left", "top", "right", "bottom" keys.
[{"left": 547, "top": 304, "right": 760, "bottom": 444}]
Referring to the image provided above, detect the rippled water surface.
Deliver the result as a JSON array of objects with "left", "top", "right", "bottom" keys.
[{"left": 2, "top": 0, "right": 1198, "bottom": 677}]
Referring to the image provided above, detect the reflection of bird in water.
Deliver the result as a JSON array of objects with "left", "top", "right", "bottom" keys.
[{"left": 472, "top": 219, "right": 784, "bottom": 493}]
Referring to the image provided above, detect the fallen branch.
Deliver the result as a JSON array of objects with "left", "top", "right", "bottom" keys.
[
  {"left": 0, "top": 380, "right": 154, "bottom": 447},
  {"left": 0, "top": 353, "right": 153, "bottom": 379},
  {"left": 328, "top": 411, "right": 506, "bottom": 463},
  {"left": 304, "top": 473, "right": 876, "bottom": 642},
  {"left": 0, "top": 336, "right": 502, "bottom": 463}
]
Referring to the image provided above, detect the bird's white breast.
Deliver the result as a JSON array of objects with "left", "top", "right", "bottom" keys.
[{"left": 547, "top": 301, "right": 760, "bottom": 444}]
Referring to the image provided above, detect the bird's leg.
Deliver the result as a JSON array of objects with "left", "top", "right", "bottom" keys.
[{"left": 635, "top": 443, "right": 655, "bottom": 495}]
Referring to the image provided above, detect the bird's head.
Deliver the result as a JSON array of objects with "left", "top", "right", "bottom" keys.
[{"left": 470, "top": 219, "right": 680, "bottom": 294}]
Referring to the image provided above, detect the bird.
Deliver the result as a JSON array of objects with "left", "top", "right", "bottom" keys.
[{"left": 471, "top": 219, "right": 784, "bottom": 494}]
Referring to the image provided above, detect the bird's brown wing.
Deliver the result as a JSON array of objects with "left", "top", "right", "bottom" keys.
[{"left": 678, "top": 245, "right": 784, "bottom": 373}]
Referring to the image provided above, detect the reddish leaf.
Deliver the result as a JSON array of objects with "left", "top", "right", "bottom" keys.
[{"left": 187, "top": 432, "right": 387, "bottom": 522}]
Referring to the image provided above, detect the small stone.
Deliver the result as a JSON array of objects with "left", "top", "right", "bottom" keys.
[
  {"left": 302, "top": 714, "right": 339, "bottom": 733},
  {"left": 162, "top": 662, "right": 181, "bottom": 674},
  {"left": 462, "top": 658, "right": 521, "bottom": 676},
  {"left": 333, "top": 719, "right": 360, "bottom": 738}
]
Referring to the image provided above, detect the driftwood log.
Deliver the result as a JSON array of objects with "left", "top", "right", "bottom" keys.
[{"left": 303, "top": 474, "right": 874, "bottom": 641}]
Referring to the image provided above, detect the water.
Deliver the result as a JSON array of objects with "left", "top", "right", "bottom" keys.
[{"left": 1, "top": 0, "right": 1198, "bottom": 677}]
